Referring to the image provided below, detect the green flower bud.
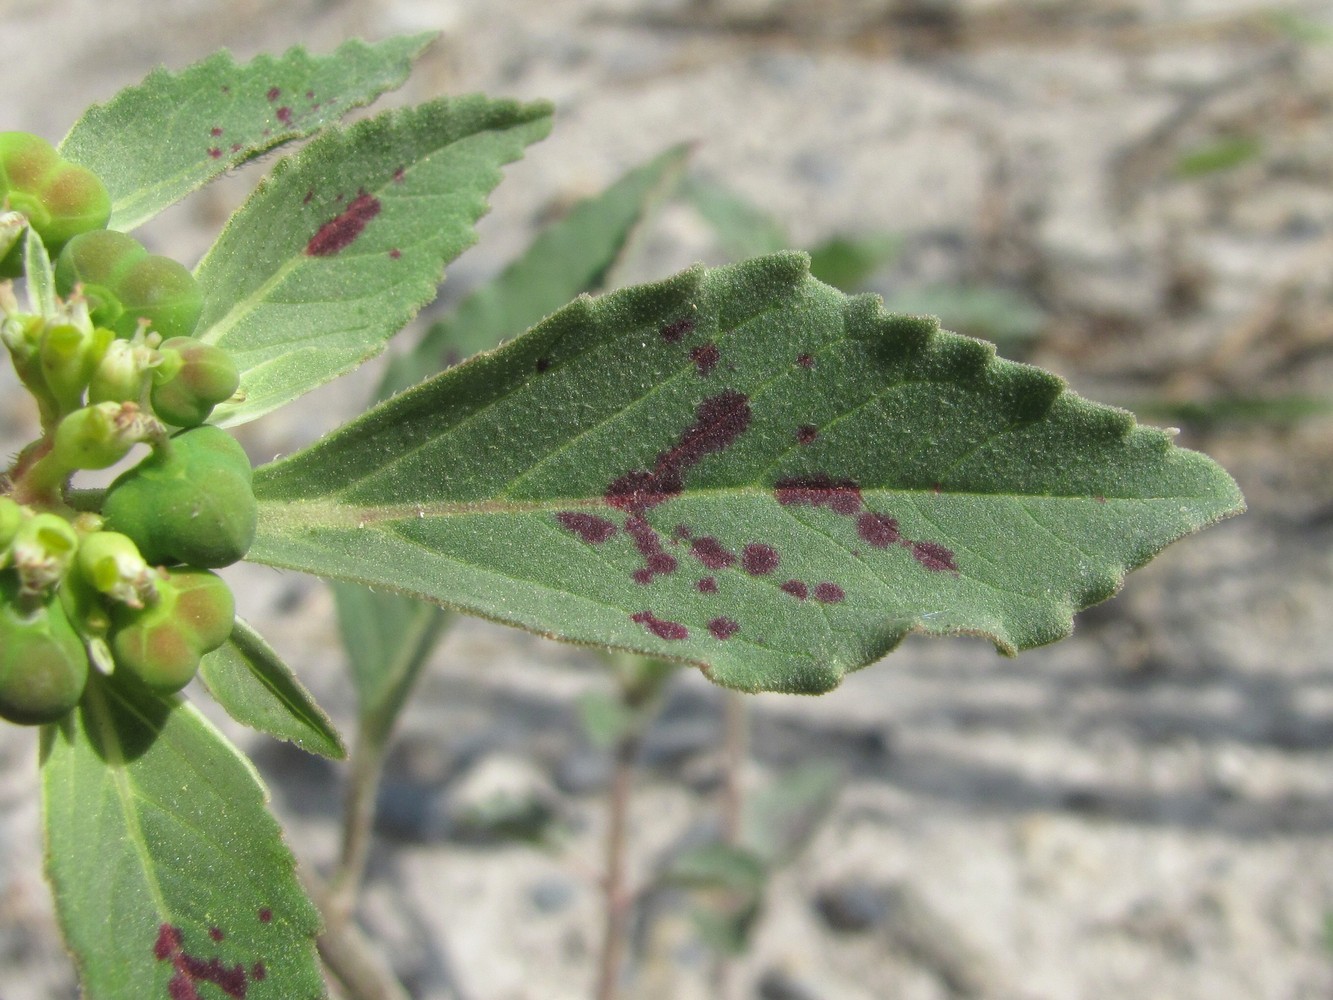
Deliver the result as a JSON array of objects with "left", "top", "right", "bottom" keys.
[
  {"left": 0, "top": 578, "right": 89, "bottom": 725},
  {"left": 77, "top": 531, "right": 155, "bottom": 609},
  {"left": 150, "top": 337, "right": 239, "bottom": 426},
  {"left": 101, "top": 426, "right": 256, "bottom": 568},
  {"left": 88, "top": 334, "right": 156, "bottom": 404},
  {"left": 39, "top": 319, "right": 114, "bottom": 413},
  {"left": 52, "top": 401, "right": 154, "bottom": 472},
  {"left": 11, "top": 512, "right": 78, "bottom": 596},
  {"left": 109, "top": 567, "right": 234, "bottom": 693}
]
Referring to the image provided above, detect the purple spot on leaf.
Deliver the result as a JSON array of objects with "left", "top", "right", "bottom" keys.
[
  {"left": 911, "top": 541, "right": 958, "bottom": 572},
  {"left": 210, "top": 126, "right": 223, "bottom": 137},
  {"left": 606, "top": 391, "right": 751, "bottom": 514},
  {"left": 796, "top": 425, "right": 818, "bottom": 445},
  {"left": 632, "top": 611, "right": 689, "bottom": 640},
  {"left": 536, "top": 356, "right": 551, "bottom": 373},
  {"left": 814, "top": 582, "right": 845, "bottom": 604},
  {"left": 556, "top": 512, "right": 617, "bottom": 544},
  {"left": 276, "top": 106, "right": 293, "bottom": 125},
  {"left": 774, "top": 474, "right": 863, "bottom": 514},
  {"left": 857, "top": 512, "right": 900, "bottom": 548},
  {"left": 742, "top": 543, "right": 779, "bottom": 576},
  {"left": 389, "top": 248, "right": 402, "bottom": 260},
  {"left": 780, "top": 580, "right": 808, "bottom": 600},
  {"left": 708, "top": 617, "right": 740, "bottom": 640},
  {"left": 208, "top": 148, "right": 222, "bottom": 159},
  {"left": 690, "top": 344, "right": 719, "bottom": 376},
  {"left": 305, "top": 190, "right": 381, "bottom": 257},
  {"left": 697, "top": 577, "right": 718, "bottom": 593},
  {"left": 660, "top": 317, "right": 694, "bottom": 343},
  {"left": 691, "top": 537, "right": 736, "bottom": 569},
  {"left": 266, "top": 86, "right": 281, "bottom": 101},
  {"left": 797, "top": 353, "right": 815, "bottom": 368}
]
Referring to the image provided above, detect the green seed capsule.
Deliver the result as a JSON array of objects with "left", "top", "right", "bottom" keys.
[
  {"left": 150, "top": 337, "right": 239, "bottom": 426},
  {"left": 110, "top": 567, "right": 234, "bottom": 692},
  {"left": 54, "top": 231, "right": 200, "bottom": 339},
  {"left": 54, "top": 230, "right": 144, "bottom": 331},
  {"left": 0, "top": 576, "right": 89, "bottom": 725},
  {"left": 101, "top": 425, "right": 256, "bottom": 568},
  {"left": 0, "top": 132, "right": 109, "bottom": 276}
]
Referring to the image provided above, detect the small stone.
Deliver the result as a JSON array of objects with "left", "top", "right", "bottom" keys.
[{"left": 812, "top": 881, "right": 890, "bottom": 933}]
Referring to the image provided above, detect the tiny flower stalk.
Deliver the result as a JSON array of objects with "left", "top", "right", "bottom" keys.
[{"left": 13, "top": 401, "right": 161, "bottom": 507}]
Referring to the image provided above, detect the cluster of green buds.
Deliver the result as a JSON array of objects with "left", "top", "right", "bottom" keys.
[{"left": 1, "top": 133, "right": 252, "bottom": 726}]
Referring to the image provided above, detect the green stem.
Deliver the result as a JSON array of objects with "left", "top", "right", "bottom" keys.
[{"left": 327, "top": 724, "right": 388, "bottom": 924}]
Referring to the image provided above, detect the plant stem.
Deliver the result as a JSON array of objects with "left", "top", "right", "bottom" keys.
[
  {"left": 326, "top": 727, "right": 388, "bottom": 924},
  {"left": 594, "top": 728, "right": 641, "bottom": 1000},
  {"left": 710, "top": 690, "right": 750, "bottom": 999},
  {"left": 302, "top": 868, "right": 412, "bottom": 1000}
]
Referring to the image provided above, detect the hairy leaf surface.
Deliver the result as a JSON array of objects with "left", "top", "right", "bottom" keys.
[
  {"left": 199, "top": 618, "right": 345, "bottom": 759},
  {"left": 59, "top": 35, "right": 432, "bottom": 232},
  {"left": 249, "top": 253, "right": 1244, "bottom": 694},
  {"left": 41, "top": 677, "right": 324, "bottom": 999},
  {"left": 195, "top": 95, "right": 553, "bottom": 426}
]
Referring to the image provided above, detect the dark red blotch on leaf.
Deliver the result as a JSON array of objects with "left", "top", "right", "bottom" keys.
[{"left": 305, "top": 190, "right": 382, "bottom": 257}]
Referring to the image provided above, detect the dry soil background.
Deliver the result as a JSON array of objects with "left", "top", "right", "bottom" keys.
[{"left": 2, "top": 0, "right": 1333, "bottom": 998}]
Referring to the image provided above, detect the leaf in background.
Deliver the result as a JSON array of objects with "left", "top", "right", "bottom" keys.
[
  {"left": 194, "top": 96, "right": 553, "bottom": 426},
  {"left": 666, "top": 843, "right": 767, "bottom": 955},
  {"left": 42, "top": 676, "right": 324, "bottom": 1000},
  {"left": 380, "top": 143, "right": 691, "bottom": 395},
  {"left": 682, "top": 176, "right": 790, "bottom": 259},
  {"left": 331, "top": 580, "right": 449, "bottom": 739},
  {"left": 741, "top": 762, "right": 843, "bottom": 865},
  {"left": 1174, "top": 135, "right": 1263, "bottom": 178},
  {"left": 882, "top": 284, "right": 1046, "bottom": 349},
  {"left": 807, "top": 233, "right": 900, "bottom": 291},
  {"left": 60, "top": 35, "right": 433, "bottom": 232},
  {"left": 198, "top": 617, "right": 345, "bottom": 759},
  {"left": 247, "top": 252, "right": 1245, "bottom": 695}
]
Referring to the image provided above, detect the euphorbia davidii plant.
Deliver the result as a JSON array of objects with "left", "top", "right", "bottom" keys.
[{"left": 0, "top": 35, "right": 1243, "bottom": 999}]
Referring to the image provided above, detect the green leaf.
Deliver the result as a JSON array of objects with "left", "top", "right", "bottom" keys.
[
  {"left": 331, "top": 581, "right": 449, "bottom": 739},
  {"left": 667, "top": 843, "right": 767, "bottom": 955},
  {"left": 59, "top": 35, "right": 433, "bottom": 233},
  {"left": 195, "top": 95, "right": 553, "bottom": 427},
  {"left": 247, "top": 252, "right": 1245, "bottom": 694},
  {"left": 1174, "top": 135, "right": 1263, "bottom": 178},
  {"left": 682, "top": 177, "right": 790, "bottom": 259},
  {"left": 807, "top": 233, "right": 900, "bottom": 291},
  {"left": 198, "top": 617, "right": 346, "bottom": 759},
  {"left": 882, "top": 284, "right": 1046, "bottom": 348},
  {"left": 381, "top": 144, "right": 691, "bottom": 395},
  {"left": 41, "top": 676, "right": 324, "bottom": 1000},
  {"left": 741, "top": 762, "right": 842, "bottom": 864},
  {"left": 331, "top": 146, "right": 686, "bottom": 743}
]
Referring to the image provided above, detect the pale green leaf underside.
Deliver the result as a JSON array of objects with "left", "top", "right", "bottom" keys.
[
  {"left": 41, "top": 677, "right": 324, "bottom": 999},
  {"left": 194, "top": 95, "right": 553, "bottom": 427},
  {"left": 249, "top": 253, "right": 1244, "bottom": 694},
  {"left": 198, "top": 618, "right": 346, "bottom": 759},
  {"left": 59, "top": 35, "right": 432, "bottom": 233},
  {"left": 331, "top": 580, "right": 450, "bottom": 736}
]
